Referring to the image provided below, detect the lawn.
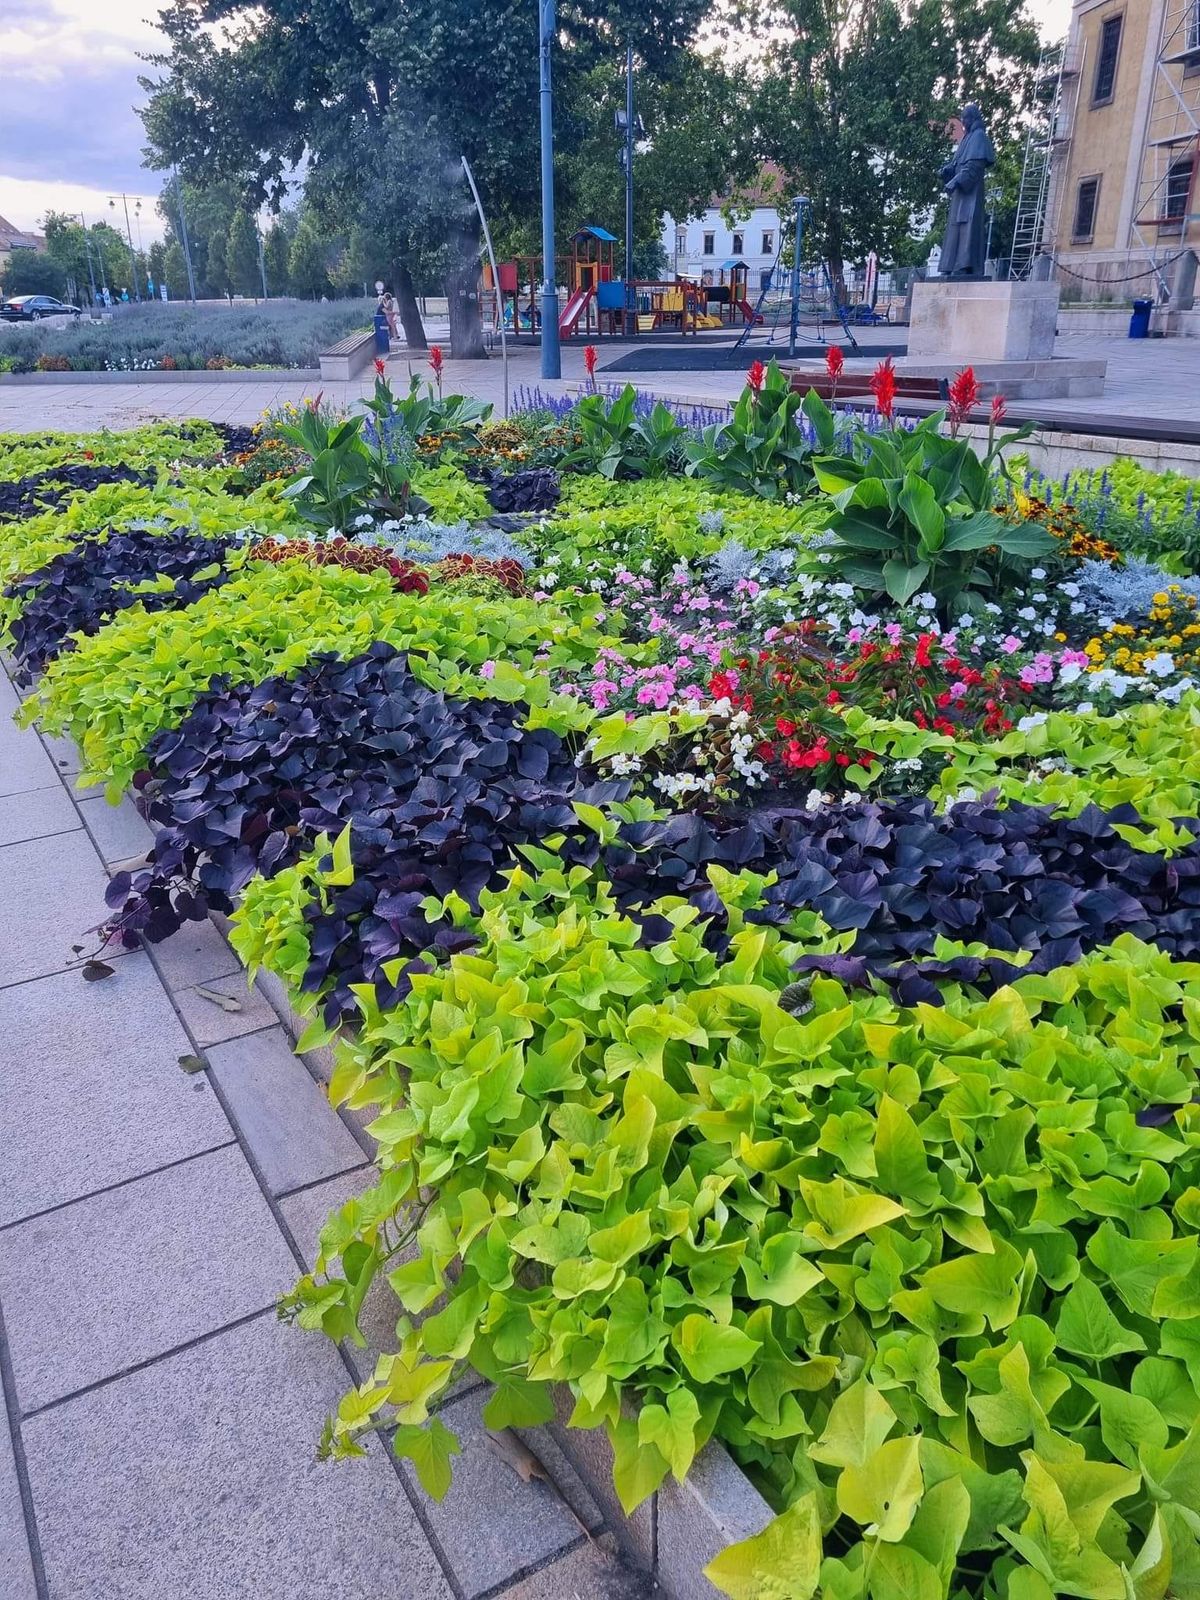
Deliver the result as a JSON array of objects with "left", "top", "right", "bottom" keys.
[{"left": 4, "top": 359, "right": 1200, "bottom": 1600}]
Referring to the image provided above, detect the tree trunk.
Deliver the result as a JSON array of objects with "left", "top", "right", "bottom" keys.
[
  {"left": 393, "top": 259, "right": 426, "bottom": 350},
  {"left": 444, "top": 214, "right": 487, "bottom": 360}
]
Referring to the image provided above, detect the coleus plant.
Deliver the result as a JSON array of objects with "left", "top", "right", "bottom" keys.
[{"left": 280, "top": 862, "right": 1200, "bottom": 1600}]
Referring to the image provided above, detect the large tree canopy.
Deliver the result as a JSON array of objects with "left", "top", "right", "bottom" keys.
[
  {"left": 745, "top": 0, "right": 1040, "bottom": 295},
  {"left": 140, "top": 0, "right": 741, "bottom": 353}
]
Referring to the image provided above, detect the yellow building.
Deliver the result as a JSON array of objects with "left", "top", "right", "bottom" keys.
[{"left": 1051, "top": 0, "right": 1200, "bottom": 301}]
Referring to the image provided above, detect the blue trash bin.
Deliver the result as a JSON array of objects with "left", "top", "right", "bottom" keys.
[
  {"left": 373, "top": 312, "right": 390, "bottom": 355},
  {"left": 1129, "top": 299, "right": 1153, "bottom": 339}
]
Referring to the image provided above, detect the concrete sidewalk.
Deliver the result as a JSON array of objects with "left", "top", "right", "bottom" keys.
[{"left": 0, "top": 662, "right": 645, "bottom": 1600}]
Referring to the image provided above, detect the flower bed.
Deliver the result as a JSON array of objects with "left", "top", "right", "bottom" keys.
[{"left": 5, "top": 364, "right": 1200, "bottom": 1600}]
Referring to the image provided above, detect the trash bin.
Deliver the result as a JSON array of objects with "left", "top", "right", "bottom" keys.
[
  {"left": 373, "top": 312, "right": 390, "bottom": 355},
  {"left": 1129, "top": 298, "right": 1153, "bottom": 339}
]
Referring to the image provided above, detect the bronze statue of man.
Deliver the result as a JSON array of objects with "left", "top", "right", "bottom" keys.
[{"left": 939, "top": 105, "right": 996, "bottom": 279}]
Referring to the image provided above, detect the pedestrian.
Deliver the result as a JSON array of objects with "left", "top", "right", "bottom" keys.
[{"left": 379, "top": 286, "right": 399, "bottom": 340}]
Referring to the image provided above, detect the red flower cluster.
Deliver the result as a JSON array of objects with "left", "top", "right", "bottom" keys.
[
  {"left": 746, "top": 359, "right": 766, "bottom": 396},
  {"left": 428, "top": 345, "right": 445, "bottom": 384},
  {"left": 947, "top": 365, "right": 980, "bottom": 437},
  {"left": 825, "top": 344, "right": 845, "bottom": 391},
  {"left": 868, "top": 356, "right": 897, "bottom": 422},
  {"left": 710, "top": 626, "right": 1028, "bottom": 786},
  {"left": 584, "top": 344, "right": 598, "bottom": 378},
  {"left": 374, "top": 356, "right": 386, "bottom": 376},
  {"left": 990, "top": 393, "right": 1008, "bottom": 427}
]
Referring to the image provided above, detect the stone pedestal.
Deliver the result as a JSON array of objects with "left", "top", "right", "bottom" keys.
[{"left": 907, "top": 279, "right": 1060, "bottom": 362}]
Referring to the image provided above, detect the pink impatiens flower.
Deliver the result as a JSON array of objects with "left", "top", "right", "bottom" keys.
[{"left": 479, "top": 660, "right": 496, "bottom": 679}]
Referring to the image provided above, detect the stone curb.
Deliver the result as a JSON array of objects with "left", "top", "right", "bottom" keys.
[{"left": 0, "top": 368, "right": 321, "bottom": 386}]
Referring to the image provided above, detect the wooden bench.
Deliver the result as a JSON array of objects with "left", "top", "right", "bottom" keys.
[
  {"left": 319, "top": 331, "right": 377, "bottom": 381},
  {"left": 785, "top": 371, "right": 947, "bottom": 404}
]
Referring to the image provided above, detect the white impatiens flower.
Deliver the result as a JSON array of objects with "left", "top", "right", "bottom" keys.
[
  {"left": 1017, "top": 713, "right": 1048, "bottom": 733},
  {"left": 1030, "top": 568, "right": 1046, "bottom": 580},
  {"left": 913, "top": 592, "right": 936, "bottom": 610},
  {"left": 1058, "top": 663, "right": 1083, "bottom": 685},
  {"left": 1076, "top": 702, "right": 1095, "bottom": 715},
  {"left": 1017, "top": 607, "right": 1037, "bottom": 622},
  {"left": 1060, "top": 582, "right": 1080, "bottom": 598},
  {"left": 1159, "top": 677, "right": 1195, "bottom": 703},
  {"left": 1144, "top": 653, "right": 1176, "bottom": 679}
]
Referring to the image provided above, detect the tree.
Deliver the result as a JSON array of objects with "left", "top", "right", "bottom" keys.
[
  {"left": 748, "top": 0, "right": 1041, "bottom": 301},
  {"left": 288, "top": 213, "right": 331, "bottom": 299},
  {"left": 140, "top": 0, "right": 718, "bottom": 355},
  {"left": 226, "top": 209, "right": 262, "bottom": 296},
  {"left": 0, "top": 252, "right": 67, "bottom": 297},
  {"left": 262, "top": 217, "right": 295, "bottom": 296},
  {"left": 148, "top": 240, "right": 168, "bottom": 292},
  {"left": 162, "top": 240, "right": 190, "bottom": 298}
]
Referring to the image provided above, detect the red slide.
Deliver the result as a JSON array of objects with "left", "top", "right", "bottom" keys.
[
  {"left": 559, "top": 287, "right": 593, "bottom": 337},
  {"left": 737, "top": 297, "right": 764, "bottom": 325}
]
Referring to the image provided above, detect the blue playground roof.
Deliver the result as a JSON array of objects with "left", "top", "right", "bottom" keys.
[
  {"left": 721, "top": 257, "right": 748, "bottom": 269},
  {"left": 574, "top": 225, "right": 618, "bottom": 242}
]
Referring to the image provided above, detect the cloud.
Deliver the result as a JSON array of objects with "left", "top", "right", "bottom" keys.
[{"left": 0, "top": 0, "right": 168, "bottom": 223}]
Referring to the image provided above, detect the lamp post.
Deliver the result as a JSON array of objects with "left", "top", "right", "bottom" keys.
[
  {"left": 538, "top": 0, "right": 561, "bottom": 379},
  {"left": 788, "top": 195, "right": 810, "bottom": 359},
  {"left": 108, "top": 194, "right": 142, "bottom": 302},
  {"left": 614, "top": 48, "right": 645, "bottom": 326},
  {"left": 77, "top": 213, "right": 98, "bottom": 306}
]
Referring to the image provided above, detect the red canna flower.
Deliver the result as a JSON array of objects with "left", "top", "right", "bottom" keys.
[
  {"left": 428, "top": 344, "right": 444, "bottom": 395},
  {"left": 584, "top": 344, "right": 598, "bottom": 376},
  {"left": 374, "top": 356, "right": 386, "bottom": 376},
  {"left": 990, "top": 393, "right": 1008, "bottom": 427},
  {"left": 868, "top": 356, "right": 897, "bottom": 422},
  {"left": 746, "top": 359, "right": 766, "bottom": 397},
  {"left": 947, "top": 365, "right": 980, "bottom": 437},
  {"left": 825, "top": 344, "right": 845, "bottom": 393}
]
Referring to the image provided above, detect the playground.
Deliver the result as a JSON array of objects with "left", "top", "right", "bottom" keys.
[{"left": 483, "top": 206, "right": 901, "bottom": 370}]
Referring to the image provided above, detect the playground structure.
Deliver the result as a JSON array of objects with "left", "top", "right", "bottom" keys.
[{"left": 482, "top": 211, "right": 864, "bottom": 351}]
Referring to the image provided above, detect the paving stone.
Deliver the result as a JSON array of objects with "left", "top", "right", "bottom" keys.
[
  {"left": 174, "top": 972, "right": 280, "bottom": 1046},
  {"left": 0, "top": 954, "right": 233, "bottom": 1226},
  {"left": 405, "top": 1387, "right": 581, "bottom": 1599},
  {"left": 0, "top": 711, "right": 60, "bottom": 798},
  {"left": 0, "top": 1144, "right": 297, "bottom": 1411},
  {"left": 498, "top": 1539, "right": 650, "bottom": 1600},
  {"left": 280, "top": 1169, "right": 406, "bottom": 1381},
  {"left": 146, "top": 918, "right": 242, "bottom": 992},
  {"left": 206, "top": 1028, "right": 365, "bottom": 1197},
  {"left": 0, "top": 830, "right": 112, "bottom": 986},
  {"left": 546, "top": 1386, "right": 655, "bottom": 1574},
  {"left": 655, "top": 1444, "right": 775, "bottom": 1600},
  {"left": 0, "top": 783, "right": 80, "bottom": 846},
  {"left": 77, "top": 793, "right": 154, "bottom": 867},
  {"left": 38, "top": 729, "right": 83, "bottom": 777},
  {"left": 21, "top": 1312, "right": 453, "bottom": 1600},
  {"left": 0, "top": 1404, "right": 37, "bottom": 1600}
]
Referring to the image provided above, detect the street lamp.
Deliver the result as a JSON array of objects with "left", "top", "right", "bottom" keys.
[
  {"left": 614, "top": 44, "right": 645, "bottom": 321},
  {"left": 538, "top": 0, "right": 561, "bottom": 380},
  {"left": 108, "top": 194, "right": 143, "bottom": 302}
]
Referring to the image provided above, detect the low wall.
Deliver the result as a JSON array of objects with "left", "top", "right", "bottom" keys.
[
  {"left": 1058, "top": 307, "right": 1200, "bottom": 339},
  {"left": 0, "top": 367, "right": 321, "bottom": 385}
]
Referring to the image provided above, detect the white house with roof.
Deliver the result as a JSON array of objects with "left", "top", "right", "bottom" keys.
[{"left": 661, "top": 204, "right": 783, "bottom": 291}]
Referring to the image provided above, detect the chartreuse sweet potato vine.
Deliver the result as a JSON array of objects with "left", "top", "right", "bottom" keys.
[
  {"left": 280, "top": 857, "right": 1200, "bottom": 1600},
  {"left": 22, "top": 560, "right": 626, "bottom": 798}
]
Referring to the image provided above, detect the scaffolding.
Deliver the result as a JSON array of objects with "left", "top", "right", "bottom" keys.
[
  {"left": 1009, "top": 37, "right": 1081, "bottom": 278},
  {"left": 1130, "top": 0, "right": 1200, "bottom": 297}
]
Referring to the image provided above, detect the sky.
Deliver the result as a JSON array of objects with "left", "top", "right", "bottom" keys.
[{"left": 0, "top": 0, "right": 1074, "bottom": 240}]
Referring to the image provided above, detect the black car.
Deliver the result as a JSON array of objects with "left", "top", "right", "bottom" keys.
[{"left": 0, "top": 295, "right": 82, "bottom": 321}]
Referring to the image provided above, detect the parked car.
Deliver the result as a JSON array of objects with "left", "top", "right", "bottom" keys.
[{"left": 0, "top": 295, "right": 83, "bottom": 322}]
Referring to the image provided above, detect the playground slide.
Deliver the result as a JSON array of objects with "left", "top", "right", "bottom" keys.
[
  {"left": 559, "top": 287, "right": 593, "bottom": 337},
  {"left": 737, "top": 298, "right": 764, "bottom": 326}
]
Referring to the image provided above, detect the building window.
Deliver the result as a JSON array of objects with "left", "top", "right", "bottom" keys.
[
  {"left": 1092, "top": 14, "right": 1123, "bottom": 105},
  {"left": 675, "top": 226, "right": 686, "bottom": 257},
  {"left": 759, "top": 269, "right": 773, "bottom": 290},
  {"left": 732, "top": 231, "right": 744, "bottom": 254},
  {"left": 1073, "top": 176, "right": 1101, "bottom": 242},
  {"left": 1163, "top": 156, "right": 1195, "bottom": 227},
  {"left": 1189, "top": 0, "right": 1200, "bottom": 50},
  {"left": 762, "top": 230, "right": 774, "bottom": 254},
  {"left": 702, "top": 231, "right": 715, "bottom": 255}
]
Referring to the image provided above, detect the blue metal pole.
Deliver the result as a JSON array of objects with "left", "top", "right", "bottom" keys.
[
  {"left": 539, "top": 0, "right": 562, "bottom": 379},
  {"left": 788, "top": 196, "right": 806, "bottom": 358},
  {"left": 625, "top": 41, "right": 635, "bottom": 321}
]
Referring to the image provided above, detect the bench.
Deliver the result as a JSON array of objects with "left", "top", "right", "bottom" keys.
[
  {"left": 784, "top": 371, "right": 947, "bottom": 405},
  {"left": 318, "top": 331, "right": 377, "bottom": 381}
]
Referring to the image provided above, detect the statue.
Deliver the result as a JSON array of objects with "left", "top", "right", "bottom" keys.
[{"left": 939, "top": 105, "right": 995, "bottom": 279}]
